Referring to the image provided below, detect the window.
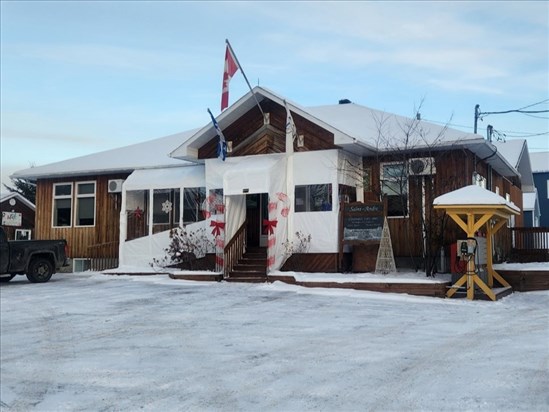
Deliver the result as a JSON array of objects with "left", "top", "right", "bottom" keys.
[
  {"left": 126, "top": 190, "right": 149, "bottom": 240},
  {"left": 15, "top": 229, "right": 31, "bottom": 240},
  {"left": 75, "top": 182, "right": 96, "bottom": 226},
  {"left": 295, "top": 184, "right": 332, "bottom": 212},
  {"left": 363, "top": 167, "right": 372, "bottom": 192},
  {"left": 53, "top": 183, "right": 72, "bottom": 227},
  {"left": 381, "top": 162, "right": 408, "bottom": 217},
  {"left": 183, "top": 187, "right": 206, "bottom": 224},
  {"left": 153, "top": 189, "right": 180, "bottom": 233},
  {"left": 338, "top": 184, "right": 357, "bottom": 203}
]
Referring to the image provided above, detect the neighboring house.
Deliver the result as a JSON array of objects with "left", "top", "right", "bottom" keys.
[
  {"left": 494, "top": 139, "right": 539, "bottom": 227},
  {"left": 12, "top": 87, "right": 525, "bottom": 273},
  {"left": 0, "top": 191, "right": 36, "bottom": 240},
  {"left": 530, "top": 151, "right": 549, "bottom": 226}
]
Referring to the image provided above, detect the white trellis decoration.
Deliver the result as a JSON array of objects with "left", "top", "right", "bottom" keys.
[{"left": 375, "top": 217, "right": 396, "bottom": 274}]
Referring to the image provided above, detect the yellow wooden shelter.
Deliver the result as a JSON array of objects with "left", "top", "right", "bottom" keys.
[{"left": 433, "top": 185, "right": 521, "bottom": 301}]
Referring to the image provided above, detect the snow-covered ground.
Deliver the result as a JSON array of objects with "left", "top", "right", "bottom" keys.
[{"left": 1, "top": 272, "right": 548, "bottom": 411}]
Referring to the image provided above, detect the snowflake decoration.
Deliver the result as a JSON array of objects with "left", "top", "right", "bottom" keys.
[{"left": 162, "top": 200, "right": 173, "bottom": 214}]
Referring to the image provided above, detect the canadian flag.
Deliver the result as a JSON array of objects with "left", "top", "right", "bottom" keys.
[{"left": 221, "top": 44, "right": 239, "bottom": 111}]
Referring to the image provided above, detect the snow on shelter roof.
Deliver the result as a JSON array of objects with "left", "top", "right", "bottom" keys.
[
  {"left": 433, "top": 185, "right": 520, "bottom": 212},
  {"left": 11, "top": 130, "right": 199, "bottom": 181}
]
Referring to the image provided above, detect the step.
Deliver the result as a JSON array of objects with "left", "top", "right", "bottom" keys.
[
  {"left": 224, "top": 271, "right": 267, "bottom": 283},
  {"left": 233, "top": 264, "right": 266, "bottom": 272},
  {"left": 225, "top": 276, "right": 268, "bottom": 283},
  {"left": 242, "top": 253, "right": 267, "bottom": 259}
]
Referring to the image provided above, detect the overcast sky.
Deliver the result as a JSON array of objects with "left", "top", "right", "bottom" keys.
[{"left": 1, "top": 1, "right": 548, "bottom": 187}]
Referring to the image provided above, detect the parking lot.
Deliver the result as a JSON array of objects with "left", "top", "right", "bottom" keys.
[{"left": 1, "top": 272, "right": 548, "bottom": 411}]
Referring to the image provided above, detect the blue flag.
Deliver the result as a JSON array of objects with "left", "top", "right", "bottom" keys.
[{"left": 208, "top": 108, "right": 227, "bottom": 161}]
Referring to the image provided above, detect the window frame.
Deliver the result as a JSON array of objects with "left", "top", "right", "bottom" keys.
[
  {"left": 52, "top": 182, "right": 73, "bottom": 228},
  {"left": 294, "top": 183, "right": 333, "bottom": 212},
  {"left": 74, "top": 181, "right": 96, "bottom": 227}
]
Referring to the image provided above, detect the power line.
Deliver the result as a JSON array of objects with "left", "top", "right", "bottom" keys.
[
  {"left": 423, "top": 117, "right": 548, "bottom": 138},
  {"left": 474, "top": 101, "right": 549, "bottom": 133}
]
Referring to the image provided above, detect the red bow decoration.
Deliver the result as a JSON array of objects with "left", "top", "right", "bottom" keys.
[
  {"left": 210, "top": 220, "right": 225, "bottom": 237},
  {"left": 263, "top": 219, "right": 278, "bottom": 235}
]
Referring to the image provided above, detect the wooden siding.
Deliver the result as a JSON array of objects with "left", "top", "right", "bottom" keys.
[
  {"left": 198, "top": 99, "right": 337, "bottom": 159},
  {"left": 35, "top": 173, "right": 129, "bottom": 259},
  {"left": 281, "top": 253, "right": 339, "bottom": 273},
  {"left": 362, "top": 149, "right": 523, "bottom": 260}
]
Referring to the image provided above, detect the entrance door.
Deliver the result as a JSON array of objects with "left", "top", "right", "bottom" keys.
[{"left": 246, "top": 193, "right": 268, "bottom": 248}]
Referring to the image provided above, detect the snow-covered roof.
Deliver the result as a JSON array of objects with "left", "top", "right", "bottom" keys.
[
  {"left": 433, "top": 184, "right": 520, "bottom": 212},
  {"left": 492, "top": 139, "right": 534, "bottom": 191},
  {"left": 307, "top": 102, "right": 479, "bottom": 150},
  {"left": 170, "top": 87, "right": 519, "bottom": 179},
  {"left": 493, "top": 139, "right": 525, "bottom": 169},
  {"left": 0, "top": 191, "right": 36, "bottom": 210},
  {"left": 530, "top": 151, "right": 549, "bottom": 173},
  {"left": 11, "top": 130, "right": 199, "bottom": 181}
]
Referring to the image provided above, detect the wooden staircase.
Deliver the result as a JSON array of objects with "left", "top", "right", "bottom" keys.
[{"left": 226, "top": 247, "right": 268, "bottom": 283}]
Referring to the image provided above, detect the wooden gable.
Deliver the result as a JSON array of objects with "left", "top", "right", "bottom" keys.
[{"left": 197, "top": 99, "right": 337, "bottom": 159}]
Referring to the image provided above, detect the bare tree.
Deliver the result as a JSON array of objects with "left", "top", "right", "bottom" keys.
[{"left": 340, "top": 101, "right": 465, "bottom": 276}]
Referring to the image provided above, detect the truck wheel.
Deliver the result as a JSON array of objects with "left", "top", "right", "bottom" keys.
[
  {"left": 27, "top": 258, "right": 54, "bottom": 283},
  {"left": 0, "top": 275, "right": 15, "bottom": 283}
]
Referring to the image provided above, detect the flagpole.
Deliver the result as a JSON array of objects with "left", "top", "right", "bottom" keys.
[{"left": 225, "top": 39, "right": 266, "bottom": 120}]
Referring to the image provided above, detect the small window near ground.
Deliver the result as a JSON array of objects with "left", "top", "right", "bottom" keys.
[
  {"left": 53, "top": 183, "right": 73, "bottom": 227},
  {"left": 381, "top": 162, "right": 408, "bottom": 217},
  {"left": 183, "top": 187, "right": 206, "bottom": 224},
  {"left": 73, "top": 258, "right": 91, "bottom": 273},
  {"left": 75, "top": 182, "right": 96, "bottom": 226},
  {"left": 295, "top": 184, "right": 332, "bottom": 212}
]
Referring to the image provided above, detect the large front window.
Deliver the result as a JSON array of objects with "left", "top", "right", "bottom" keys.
[
  {"left": 381, "top": 162, "right": 408, "bottom": 217},
  {"left": 295, "top": 184, "right": 332, "bottom": 212},
  {"left": 53, "top": 183, "right": 72, "bottom": 227}
]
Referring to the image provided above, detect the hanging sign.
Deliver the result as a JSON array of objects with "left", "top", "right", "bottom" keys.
[{"left": 2, "top": 211, "right": 22, "bottom": 227}]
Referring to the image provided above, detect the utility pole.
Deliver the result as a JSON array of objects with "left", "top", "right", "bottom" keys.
[
  {"left": 474, "top": 104, "right": 480, "bottom": 134},
  {"left": 487, "top": 124, "right": 493, "bottom": 142}
]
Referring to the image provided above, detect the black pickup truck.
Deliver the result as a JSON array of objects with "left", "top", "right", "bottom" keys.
[{"left": 0, "top": 227, "right": 69, "bottom": 283}]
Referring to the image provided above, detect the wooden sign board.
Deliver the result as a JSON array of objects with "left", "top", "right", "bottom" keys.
[
  {"left": 338, "top": 200, "right": 386, "bottom": 272},
  {"left": 342, "top": 202, "right": 385, "bottom": 243}
]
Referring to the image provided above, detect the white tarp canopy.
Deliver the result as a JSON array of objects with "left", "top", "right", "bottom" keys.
[
  {"left": 206, "top": 154, "right": 286, "bottom": 195},
  {"left": 124, "top": 165, "right": 205, "bottom": 191}
]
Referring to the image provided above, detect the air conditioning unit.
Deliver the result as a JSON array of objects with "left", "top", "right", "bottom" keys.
[
  {"left": 108, "top": 179, "right": 124, "bottom": 193},
  {"left": 409, "top": 157, "right": 436, "bottom": 176}
]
